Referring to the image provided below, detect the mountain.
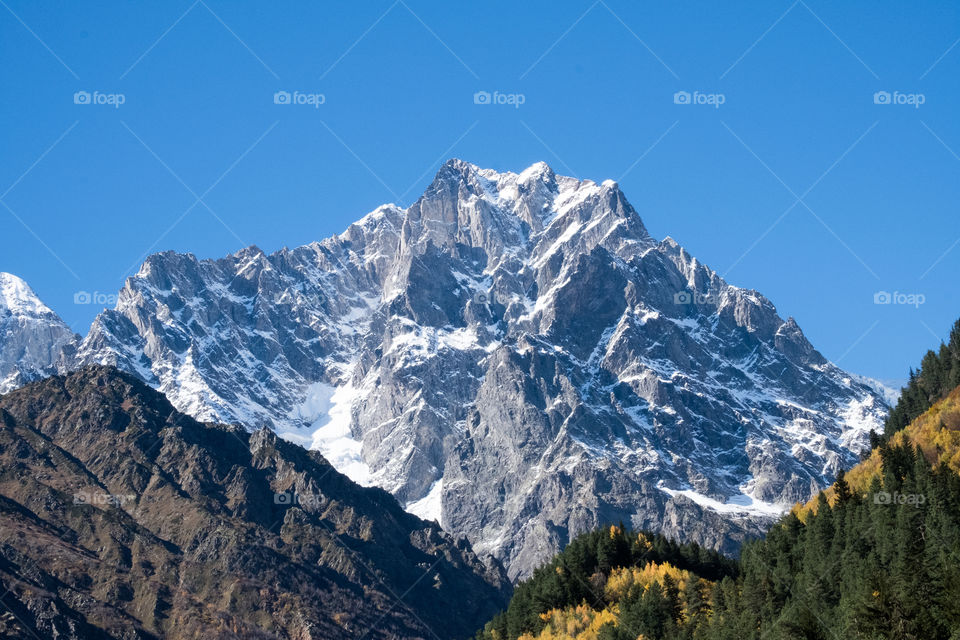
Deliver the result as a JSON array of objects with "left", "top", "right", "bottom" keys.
[
  {"left": 0, "top": 365, "right": 509, "bottom": 639},
  {"left": 477, "top": 324, "right": 960, "bottom": 639},
  {"left": 0, "top": 272, "right": 77, "bottom": 393},
  {"left": 63, "top": 159, "right": 888, "bottom": 579}
]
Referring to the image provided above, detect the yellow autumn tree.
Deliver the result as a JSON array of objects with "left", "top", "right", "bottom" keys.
[
  {"left": 517, "top": 603, "right": 619, "bottom": 640},
  {"left": 604, "top": 562, "right": 692, "bottom": 602}
]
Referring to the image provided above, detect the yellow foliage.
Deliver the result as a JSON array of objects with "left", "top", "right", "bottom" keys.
[
  {"left": 635, "top": 533, "right": 652, "bottom": 552},
  {"left": 518, "top": 561, "right": 713, "bottom": 640},
  {"left": 604, "top": 562, "right": 692, "bottom": 602},
  {"left": 520, "top": 603, "right": 619, "bottom": 640}
]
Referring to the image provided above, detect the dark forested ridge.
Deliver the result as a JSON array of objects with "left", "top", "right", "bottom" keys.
[
  {"left": 702, "top": 441, "right": 960, "bottom": 639},
  {"left": 0, "top": 366, "right": 510, "bottom": 640},
  {"left": 474, "top": 528, "right": 737, "bottom": 640}
]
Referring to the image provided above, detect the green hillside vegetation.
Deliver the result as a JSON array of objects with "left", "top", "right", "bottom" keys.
[
  {"left": 474, "top": 527, "right": 736, "bottom": 640},
  {"left": 705, "top": 439, "right": 960, "bottom": 639}
]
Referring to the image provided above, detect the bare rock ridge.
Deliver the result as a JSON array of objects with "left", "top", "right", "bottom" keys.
[
  {"left": 0, "top": 365, "right": 509, "bottom": 639},
  {"left": 3, "top": 160, "right": 889, "bottom": 580}
]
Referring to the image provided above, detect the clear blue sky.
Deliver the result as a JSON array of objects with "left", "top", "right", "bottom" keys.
[{"left": 2, "top": 1, "right": 958, "bottom": 384}]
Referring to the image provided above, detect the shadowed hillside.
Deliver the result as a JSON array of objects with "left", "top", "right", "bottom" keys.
[{"left": 0, "top": 366, "right": 509, "bottom": 639}]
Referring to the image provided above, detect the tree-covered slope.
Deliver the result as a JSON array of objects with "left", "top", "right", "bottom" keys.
[
  {"left": 711, "top": 439, "right": 960, "bottom": 639},
  {"left": 473, "top": 527, "right": 736, "bottom": 639}
]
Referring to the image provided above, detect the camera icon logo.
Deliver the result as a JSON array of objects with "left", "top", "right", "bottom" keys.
[
  {"left": 673, "top": 291, "right": 692, "bottom": 304},
  {"left": 274, "top": 492, "right": 293, "bottom": 505},
  {"left": 474, "top": 90, "right": 491, "bottom": 105},
  {"left": 74, "top": 91, "right": 91, "bottom": 105},
  {"left": 477, "top": 291, "right": 507, "bottom": 306},
  {"left": 873, "top": 91, "right": 891, "bottom": 105},
  {"left": 873, "top": 491, "right": 891, "bottom": 504},
  {"left": 73, "top": 291, "right": 91, "bottom": 304},
  {"left": 673, "top": 91, "right": 691, "bottom": 105},
  {"left": 274, "top": 91, "right": 291, "bottom": 105},
  {"left": 873, "top": 291, "right": 891, "bottom": 305}
]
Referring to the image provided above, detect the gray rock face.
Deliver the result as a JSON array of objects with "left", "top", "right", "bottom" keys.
[
  {"left": 63, "top": 160, "right": 887, "bottom": 580},
  {"left": 0, "top": 273, "right": 77, "bottom": 393}
]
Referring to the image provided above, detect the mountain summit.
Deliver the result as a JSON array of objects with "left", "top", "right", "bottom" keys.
[
  {"left": 0, "top": 272, "right": 77, "bottom": 393},
  {"left": 43, "top": 160, "right": 888, "bottom": 579}
]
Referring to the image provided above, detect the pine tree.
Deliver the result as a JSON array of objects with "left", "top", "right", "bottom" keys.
[
  {"left": 834, "top": 468, "right": 853, "bottom": 506},
  {"left": 683, "top": 577, "right": 708, "bottom": 624}
]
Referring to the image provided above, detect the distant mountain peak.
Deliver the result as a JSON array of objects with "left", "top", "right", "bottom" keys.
[
  {"left": 415, "top": 159, "right": 650, "bottom": 249},
  {"left": 0, "top": 272, "right": 53, "bottom": 316},
  {"left": 0, "top": 273, "right": 77, "bottom": 394}
]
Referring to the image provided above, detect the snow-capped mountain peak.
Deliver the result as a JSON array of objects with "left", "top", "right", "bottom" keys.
[
  {"left": 0, "top": 273, "right": 78, "bottom": 393},
  {"left": 0, "top": 272, "right": 54, "bottom": 316},
  {"left": 44, "top": 160, "right": 889, "bottom": 579}
]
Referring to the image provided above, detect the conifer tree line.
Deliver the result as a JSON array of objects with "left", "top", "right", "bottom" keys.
[
  {"left": 700, "top": 442, "right": 960, "bottom": 639},
  {"left": 474, "top": 528, "right": 736, "bottom": 640},
  {"left": 881, "top": 319, "right": 960, "bottom": 440}
]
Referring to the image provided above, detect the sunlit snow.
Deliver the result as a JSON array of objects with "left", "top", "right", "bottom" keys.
[
  {"left": 659, "top": 484, "right": 788, "bottom": 518},
  {"left": 281, "top": 381, "right": 375, "bottom": 487},
  {"left": 406, "top": 479, "right": 443, "bottom": 525}
]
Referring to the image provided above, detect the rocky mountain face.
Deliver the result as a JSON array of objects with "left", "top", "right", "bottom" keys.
[
  {"left": 0, "top": 272, "right": 77, "bottom": 393},
  {"left": 61, "top": 159, "right": 888, "bottom": 580},
  {"left": 0, "top": 366, "right": 509, "bottom": 639}
]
